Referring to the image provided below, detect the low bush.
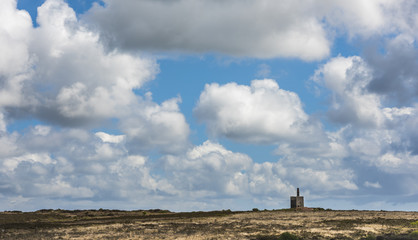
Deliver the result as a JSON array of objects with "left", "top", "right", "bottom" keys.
[
  {"left": 254, "top": 232, "right": 299, "bottom": 240},
  {"left": 278, "top": 232, "right": 299, "bottom": 240},
  {"left": 361, "top": 234, "right": 376, "bottom": 240},
  {"left": 410, "top": 230, "right": 418, "bottom": 239},
  {"left": 254, "top": 236, "right": 280, "bottom": 240}
]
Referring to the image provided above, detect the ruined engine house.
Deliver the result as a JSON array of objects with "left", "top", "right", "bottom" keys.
[{"left": 290, "top": 188, "right": 304, "bottom": 208}]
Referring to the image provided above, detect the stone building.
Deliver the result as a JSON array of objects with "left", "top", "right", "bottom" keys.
[{"left": 290, "top": 188, "right": 304, "bottom": 208}]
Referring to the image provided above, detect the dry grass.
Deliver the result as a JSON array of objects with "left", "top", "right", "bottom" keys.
[{"left": 0, "top": 209, "right": 418, "bottom": 239}]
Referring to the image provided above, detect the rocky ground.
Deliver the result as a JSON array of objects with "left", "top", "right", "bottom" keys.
[{"left": 1, "top": 208, "right": 418, "bottom": 239}]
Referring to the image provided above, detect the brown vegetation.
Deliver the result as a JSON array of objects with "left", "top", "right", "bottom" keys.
[{"left": 1, "top": 208, "right": 418, "bottom": 239}]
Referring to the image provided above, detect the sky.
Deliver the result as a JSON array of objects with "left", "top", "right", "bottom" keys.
[{"left": 1, "top": 0, "right": 417, "bottom": 212}]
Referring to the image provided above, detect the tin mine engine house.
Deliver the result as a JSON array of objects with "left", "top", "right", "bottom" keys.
[{"left": 290, "top": 188, "right": 304, "bottom": 208}]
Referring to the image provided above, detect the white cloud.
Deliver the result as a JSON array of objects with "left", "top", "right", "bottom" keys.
[
  {"left": 0, "top": 0, "right": 194, "bottom": 210},
  {"left": 85, "top": 0, "right": 330, "bottom": 61},
  {"left": 2, "top": 153, "right": 54, "bottom": 172},
  {"left": 2, "top": 0, "right": 418, "bottom": 212},
  {"left": 163, "top": 141, "right": 253, "bottom": 197},
  {"left": 313, "top": 56, "right": 385, "bottom": 127},
  {"left": 323, "top": 0, "right": 418, "bottom": 41},
  {"left": 0, "top": 0, "right": 190, "bottom": 154},
  {"left": 364, "top": 181, "right": 382, "bottom": 189},
  {"left": 0, "top": 125, "right": 175, "bottom": 201},
  {"left": 312, "top": 54, "right": 418, "bottom": 177},
  {"left": 0, "top": 111, "right": 6, "bottom": 133},
  {"left": 121, "top": 96, "right": 190, "bottom": 154},
  {"left": 84, "top": 0, "right": 418, "bottom": 61},
  {"left": 0, "top": 0, "right": 159, "bottom": 125},
  {"left": 373, "top": 151, "right": 418, "bottom": 174},
  {"left": 163, "top": 140, "right": 358, "bottom": 200},
  {"left": 2, "top": 115, "right": 416, "bottom": 210},
  {"left": 0, "top": 0, "right": 32, "bottom": 76},
  {"left": 194, "top": 79, "right": 313, "bottom": 144},
  {"left": 366, "top": 35, "right": 418, "bottom": 105},
  {"left": 32, "top": 125, "right": 51, "bottom": 136},
  {"left": 95, "top": 132, "right": 125, "bottom": 144},
  {"left": 346, "top": 116, "right": 418, "bottom": 175},
  {"left": 0, "top": 132, "right": 18, "bottom": 158},
  {"left": 0, "top": 0, "right": 33, "bottom": 108},
  {"left": 248, "top": 162, "right": 293, "bottom": 196},
  {"left": 30, "top": 0, "right": 158, "bottom": 121},
  {"left": 322, "top": 0, "right": 394, "bottom": 37},
  {"left": 34, "top": 176, "right": 95, "bottom": 198},
  {"left": 163, "top": 141, "right": 294, "bottom": 198},
  {"left": 273, "top": 132, "right": 358, "bottom": 193}
]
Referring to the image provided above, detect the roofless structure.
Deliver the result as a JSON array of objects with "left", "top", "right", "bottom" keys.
[{"left": 290, "top": 188, "right": 304, "bottom": 208}]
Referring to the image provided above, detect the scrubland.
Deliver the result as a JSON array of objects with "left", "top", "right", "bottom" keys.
[{"left": 1, "top": 208, "right": 418, "bottom": 239}]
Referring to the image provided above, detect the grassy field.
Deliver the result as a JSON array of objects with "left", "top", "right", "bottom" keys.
[{"left": 1, "top": 208, "right": 418, "bottom": 239}]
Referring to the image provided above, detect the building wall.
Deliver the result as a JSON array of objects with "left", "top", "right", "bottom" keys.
[{"left": 290, "top": 196, "right": 304, "bottom": 208}]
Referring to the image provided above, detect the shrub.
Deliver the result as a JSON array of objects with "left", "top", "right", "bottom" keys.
[
  {"left": 254, "top": 232, "right": 299, "bottom": 240},
  {"left": 278, "top": 232, "right": 299, "bottom": 240},
  {"left": 255, "top": 236, "right": 280, "bottom": 240},
  {"left": 362, "top": 234, "right": 376, "bottom": 240},
  {"left": 410, "top": 230, "right": 418, "bottom": 239},
  {"left": 252, "top": 208, "right": 260, "bottom": 212}
]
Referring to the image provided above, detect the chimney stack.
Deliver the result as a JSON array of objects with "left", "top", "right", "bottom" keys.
[{"left": 297, "top": 188, "right": 300, "bottom": 197}]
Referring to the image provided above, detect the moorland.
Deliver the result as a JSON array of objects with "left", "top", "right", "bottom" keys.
[{"left": 1, "top": 208, "right": 418, "bottom": 239}]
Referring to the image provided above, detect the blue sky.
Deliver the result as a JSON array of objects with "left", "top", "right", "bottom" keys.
[{"left": 1, "top": 0, "right": 417, "bottom": 211}]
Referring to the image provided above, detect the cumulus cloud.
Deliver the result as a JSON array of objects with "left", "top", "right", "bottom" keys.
[
  {"left": 312, "top": 53, "right": 417, "bottom": 150},
  {"left": 273, "top": 128, "right": 358, "bottom": 193},
  {"left": 121, "top": 95, "right": 190, "bottom": 154},
  {"left": 0, "top": 0, "right": 190, "bottom": 154},
  {"left": 0, "top": 0, "right": 192, "bottom": 208},
  {"left": 163, "top": 141, "right": 253, "bottom": 197},
  {"left": 308, "top": 0, "right": 418, "bottom": 53},
  {"left": 317, "top": 1, "right": 418, "bottom": 107},
  {"left": 0, "top": 111, "right": 6, "bottom": 133},
  {"left": 321, "top": 0, "right": 395, "bottom": 37},
  {"left": 162, "top": 141, "right": 303, "bottom": 199},
  {"left": 85, "top": 0, "right": 330, "bottom": 60},
  {"left": 95, "top": 132, "right": 125, "bottom": 144},
  {"left": 0, "top": 0, "right": 33, "bottom": 108},
  {"left": 0, "top": 125, "right": 176, "bottom": 202},
  {"left": 347, "top": 119, "right": 418, "bottom": 175},
  {"left": 0, "top": 0, "right": 155, "bottom": 122},
  {"left": 312, "top": 107, "right": 418, "bottom": 196},
  {"left": 313, "top": 56, "right": 386, "bottom": 127},
  {"left": 30, "top": 0, "right": 157, "bottom": 122},
  {"left": 83, "top": 0, "right": 418, "bottom": 61},
  {"left": 366, "top": 35, "right": 418, "bottom": 105},
  {"left": 312, "top": 54, "right": 418, "bottom": 186},
  {"left": 0, "top": 127, "right": 315, "bottom": 209},
  {"left": 194, "top": 79, "right": 315, "bottom": 144},
  {"left": 2, "top": 0, "right": 418, "bottom": 211},
  {"left": 163, "top": 139, "right": 359, "bottom": 201},
  {"left": 0, "top": 0, "right": 32, "bottom": 76}
]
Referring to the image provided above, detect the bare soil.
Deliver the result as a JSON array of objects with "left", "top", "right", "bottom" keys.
[{"left": 1, "top": 208, "right": 418, "bottom": 239}]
